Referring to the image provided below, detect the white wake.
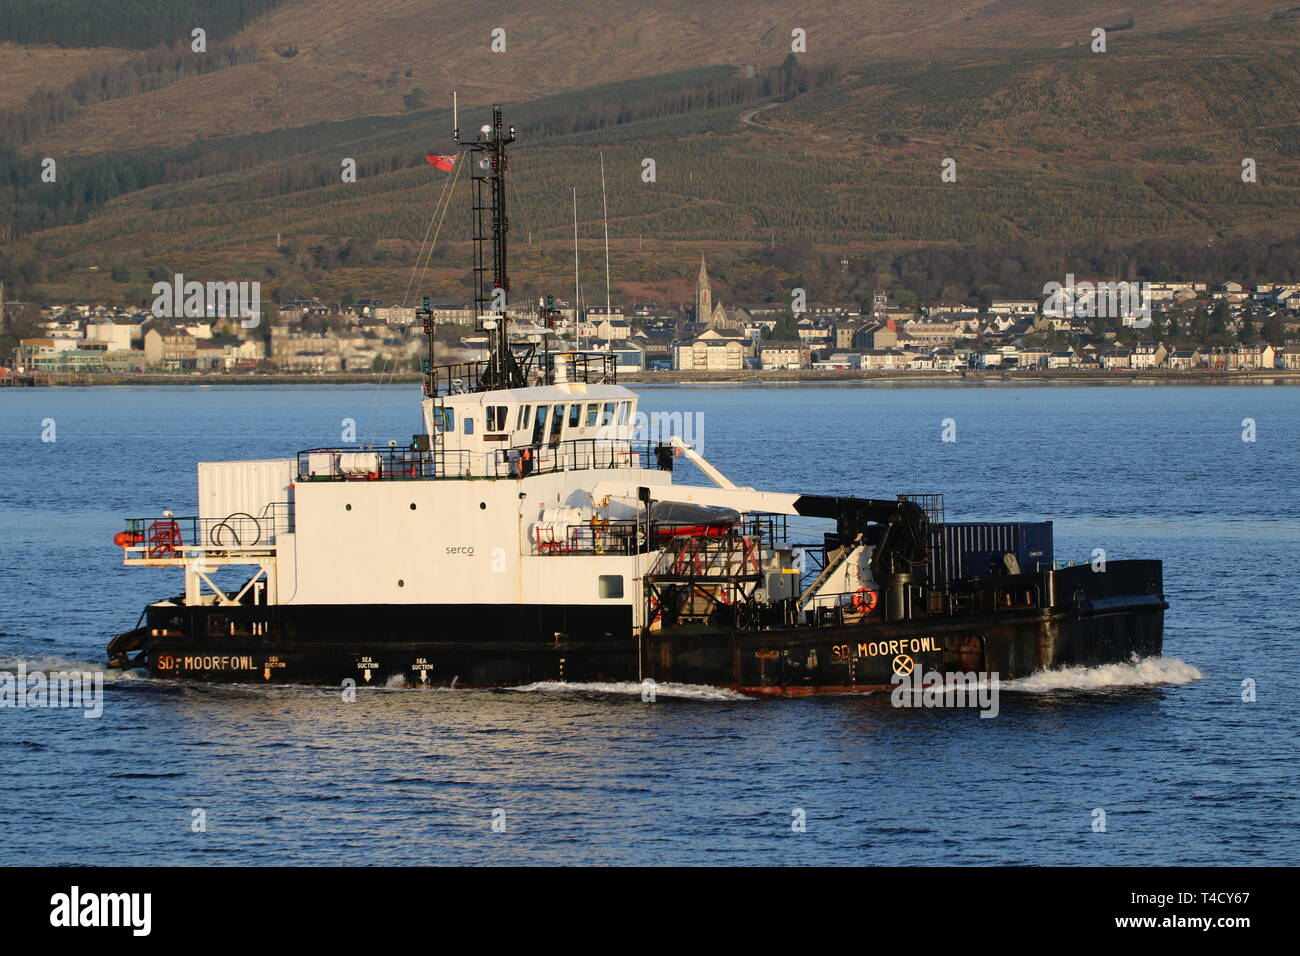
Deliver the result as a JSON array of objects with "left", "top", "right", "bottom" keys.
[
  {"left": 508, "top": 680, "right": 751, "bottom": 701},
  {"left": 1002, "top": 656, "right": 1204, "bottom": 692},
  {"left": 0, "top": 655, "right": 139, "bottom": 683}
]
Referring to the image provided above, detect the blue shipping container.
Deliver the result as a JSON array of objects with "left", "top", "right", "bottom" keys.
[{"left": 927, "top": 521, "right": 1054, "bottom": 588}]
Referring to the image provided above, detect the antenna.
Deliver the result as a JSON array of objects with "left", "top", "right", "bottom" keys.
[
  {"left": 573, "top": 186, "right": 582, "bottom": 352},
  {"left": 452, "top": 91, "right": 459, "bottom": 141},
  {"left": 600, "top": 150, "right": 611, "bottom": 321}
]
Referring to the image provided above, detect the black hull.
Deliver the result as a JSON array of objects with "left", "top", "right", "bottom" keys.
[{"left": 116, "top": 581, "right": 1165, "bottom": 697}]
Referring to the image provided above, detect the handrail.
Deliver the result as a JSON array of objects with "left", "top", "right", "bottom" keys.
[
  {"left": 121, "top": 504, "right": 295, "bottom": 555},
  {"left": 423, "top": 351, "right": 617, "bottom": 397},
  {"left": 295, "top": 438, "right": 670, "bottom": 481}
]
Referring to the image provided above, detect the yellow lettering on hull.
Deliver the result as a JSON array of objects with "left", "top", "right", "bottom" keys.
[
  {"left": 175, "top": 655, "right": 259, "bottom": 671},
  {"left": 856, "top": 637, "right": 943, "bottom": 658}
]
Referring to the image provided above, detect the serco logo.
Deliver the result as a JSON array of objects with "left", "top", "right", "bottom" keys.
[{"left": 892, "top": 654, "right": 915, "bottom": 676}]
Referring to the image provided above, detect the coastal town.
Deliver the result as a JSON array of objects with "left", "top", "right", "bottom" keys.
[{"left": 4, "top": 259, "right": 1300, "bottom": 383}]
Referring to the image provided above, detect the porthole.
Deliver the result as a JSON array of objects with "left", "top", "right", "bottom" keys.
[
  {"left": 410, "top": 503, "right": 417, "bottom": 510},
  {"left": 479, "top": 501, "right": 487, "bottom": 510},
  {"left": 345, "top": 504, "right": 352, "bottom": 511},
  {"left": 398, "top": 579, "right": 405, "bottom": 588}
]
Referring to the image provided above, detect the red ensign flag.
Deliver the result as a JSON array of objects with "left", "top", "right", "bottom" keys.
[{"left": 426, "top": 155, "right": 457, "bottom": 172}]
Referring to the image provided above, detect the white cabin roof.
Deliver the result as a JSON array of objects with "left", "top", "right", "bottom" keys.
[{"left": 437, "top": 382, "right": 636, "bottom": 407}]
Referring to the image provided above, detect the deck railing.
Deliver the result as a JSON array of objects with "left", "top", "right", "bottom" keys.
[
  {"left": 534, "top": 515, "right": 788, "bottom": 558},
  {"left": 120, "top": 502, "right": 294, "bottom": 558},
  {"left": 296, "top": 439, "right": 668, "bottom": 482},
  {"left": 423, "top": 351, "right": 617, "bottom": 397}
]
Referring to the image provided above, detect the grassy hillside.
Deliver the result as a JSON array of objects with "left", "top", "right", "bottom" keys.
[
  {"left": 20, "top": 0, "right": 1281, "bottom": 153},
  {"left": 3, "top": 0, "right": 1300, "bottom": 307},
  {"left": 0, "top": 42, "right": 128, "bottom": 110}
]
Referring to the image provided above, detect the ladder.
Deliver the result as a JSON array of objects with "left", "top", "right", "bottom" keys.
[
  {"left": 430, "top": 394, "right": 446, "bottom": 475},
  {"left": 797, "top": 533, "right": 862, "bottom": 609}
]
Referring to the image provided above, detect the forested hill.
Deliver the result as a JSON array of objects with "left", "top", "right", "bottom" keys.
[
  {"left": 1, "top": 0, "right": 1299, "bottom": 307},
  {"left": 0, "top": 0, "right": 289, "bottom": 49}
]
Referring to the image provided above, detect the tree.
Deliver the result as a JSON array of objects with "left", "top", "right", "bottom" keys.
[
  {"left": 769, "top": 314, "right": 800, "bottom": 341},
  {"left": 0, "top": 303, "right": 42, "bottom": 359},
  {"left": 1238, "top": 316, "right": 1258, "bottom": 346},
  {"left": 1260, "top": 315, "right": 1287, "bottom": 347},
  {"left": 1207, "top": 304, "right": 1233, "bottom": 347}
]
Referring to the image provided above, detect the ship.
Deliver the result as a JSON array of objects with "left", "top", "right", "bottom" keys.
[{"left": 105, "top": 107, "right": 1167, "bottom": 696}]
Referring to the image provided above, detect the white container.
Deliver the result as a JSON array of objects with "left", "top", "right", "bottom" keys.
[
  {"left": 337, "top": 452, "right": 382, "bottom": 475},
  {"left": 304, "top": 452, "right": 337, "bottom": 477},
  {"left": 198, "top": 459, "right": 296, "bottom": 524}
]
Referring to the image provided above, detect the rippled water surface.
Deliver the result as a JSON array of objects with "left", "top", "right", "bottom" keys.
[{"left": 1, "top": 383, "right": 1296, "bottom": 865}]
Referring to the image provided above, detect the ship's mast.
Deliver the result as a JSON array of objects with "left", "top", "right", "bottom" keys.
[
  {"left": 458, "top": 104, "right": 521, "bottom": 390},
  {"left": 419, "top": 102, "right": 611, "bottom": 397}
]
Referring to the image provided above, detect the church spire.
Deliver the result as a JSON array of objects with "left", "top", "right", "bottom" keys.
[{"left": 695, "top": 253, "right": 712, "bottom": 325}]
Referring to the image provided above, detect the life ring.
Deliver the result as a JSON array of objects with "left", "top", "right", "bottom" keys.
[{"left": 851, "top": 588, "right": 879, "bottom": 614}]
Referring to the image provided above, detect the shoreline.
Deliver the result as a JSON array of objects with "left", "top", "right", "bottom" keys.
[{"left": 4, "top": 368, "right": 1299, "bottom": 388}]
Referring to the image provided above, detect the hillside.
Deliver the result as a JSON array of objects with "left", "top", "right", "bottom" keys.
[
  {"left": 3, "top": 0, "right": 1300, "bottom": 308},
  {"left": 16, "top": 0, "right": 1283, "bottom": 153}
]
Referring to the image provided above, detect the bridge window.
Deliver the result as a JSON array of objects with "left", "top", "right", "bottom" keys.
[
  {"left": 549, "top": 404, "right": 565, "bottom": 443},
  {"left": 516, "top": 405, "right": 531, "bottom": 430},
  {"left": 598, "top": 574, "right": 624, "bottom": 599},
  {"left": 432, "top": 407, "right": 456, "bottom": 432},
  {"left": 601, "top": 402, "right": 616, "bottom": 426},
  {"left": 486, "top": 406, "right": 508, "bottom": 431},
  {"left": 463, "top": 417, "right": 475, "bottom": 435},
  {"left": 568, "top": 404, "right": 582, "bottom": 427},
  {"left": 585, "top": 403, "right": 599, "bottom": 426},
  {"left": 532, "top": 406, "right": 549, "bottom": 444},
  {"left": 617, "top": 401, "right": 631, "bottom": 425}
]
